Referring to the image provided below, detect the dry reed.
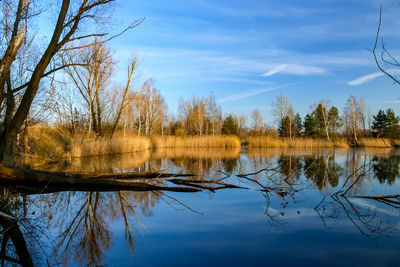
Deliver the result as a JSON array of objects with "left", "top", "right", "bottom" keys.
[
  {"left": 151, "top": 147, "right": 240, "bottom": 160},
  {"left": 69, "top": 133, "right": 151, "bottom": 158},
  {"left": 357, "top": 138, "right": 392, "bottom": 148},
  {"left": 246, "top": 136, "right": 349, "bottom": 149},
  {"left": 151, "top": 135, "right": 241, "bottom": 148}
]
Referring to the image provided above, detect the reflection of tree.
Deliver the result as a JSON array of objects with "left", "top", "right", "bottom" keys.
[
  {"left": 0, "top": 192, "right": 34, "bottom": 266},
  {"left": 371, "top": 156, "right": 400, "bottom": 185},
  {"left": 222, "top": 158, "right": 238, "bottom": 174},
  {"left": 303, "top": 154, "right": 343, "bottom": 190},
  {"left": 278, "top": 155, "right": 302, "bottom": 180},
  {"left": 172, "top": 157, "right": 216, "bottom": 179},
  {"left": 39, "top": 191, "right": 160, "bottom": 266}
]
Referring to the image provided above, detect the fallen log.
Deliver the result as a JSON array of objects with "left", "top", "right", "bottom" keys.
[
  {"left": 0, "top": 166, "right": 200, "bottom": 193},
  {"left": 168, "top": 178, "right": 246, "bottom": 191}
]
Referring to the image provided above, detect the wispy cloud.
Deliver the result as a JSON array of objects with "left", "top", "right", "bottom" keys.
[
  {"left": 218, "top": 83, "right": 295, "bottom": 103},
  {"left": 262, "top": 64, "right": 328, "bottom": 77},
  {"left": 262, "top": 64, "right": 288, "bottom": 77},
  {"left": 348, "top": 69, "right": 398, "bottom": 86},
  {"left": 385, "top": 99, "right": 400, "bottom": 104},
  {"left": 347, "top": 72, "right": 384, "bottom": 86}
]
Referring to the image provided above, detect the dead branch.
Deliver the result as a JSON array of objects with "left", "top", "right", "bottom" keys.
[{"left": 0, "top": 165, "right": 200, "bottom": 193}]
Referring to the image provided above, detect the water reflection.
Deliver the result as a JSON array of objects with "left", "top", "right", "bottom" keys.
[
  {"left": 303, "top": 154, "right": 343, "bottom": 190},
  {"left": 45, "top": 191, "right": 159, "bottom": 265},
  {"left": 371, "top": 156, "right": 400, "bottom": 185},
  {"left": 2, "top": 148, "right": 400, "bottom": 265}
]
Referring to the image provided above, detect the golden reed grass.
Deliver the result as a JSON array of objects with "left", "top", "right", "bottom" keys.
[
  {"left": 357, "top": 138, "right": 392, "bottom": 148},
  {"left": 23, "top": 126, "right": 241, "bottom": 161},
  {"left": 23, "top": 125, "right": 400, "bottom": 163},
  {"left": 151, "top": 135, "right": 241, "bottom": 148},
  {"left": 246, "top": 136, "right": 349, "bottom": 149},
  {"left": 151, "top": 147, "right": 240, "bottom": 160},
  {"left": 69, "top": 133, "right": 151, "bottom": 158}
]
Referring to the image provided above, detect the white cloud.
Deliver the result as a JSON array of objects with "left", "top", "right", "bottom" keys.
[
  {"left": 262, "top": 63, "right": 328, "bottom": 77},
  {"left": 348, "top": 68, "right": 398, "bottom": 86},
  {"left": 262, "top": 64, "right": 288, "bottom": 77},
  {"left": 218, "top": 83, "right": 295, "bottom": 103},
  {"left": 385, "top": 99, "right": 400, "bottom": 104},
  {"left": 347, "top": 72, "right": 384, "bottom": 86}
]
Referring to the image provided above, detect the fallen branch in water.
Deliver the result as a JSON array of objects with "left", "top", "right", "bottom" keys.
[
  {"left": 0, "top": 165, "right": 200, "bottom": 194},
  {"left": 168, "top": 178, "right": 246, "bottom": 192}
]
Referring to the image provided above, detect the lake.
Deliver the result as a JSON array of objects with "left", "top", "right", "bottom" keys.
[{"left": 1, "top": 147, "right": 400, "bottom": 266}]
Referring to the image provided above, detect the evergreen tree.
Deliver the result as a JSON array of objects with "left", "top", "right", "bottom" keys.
[
  {"left": 222, "top": 114, "right": 239, "bottom": 135},
  {"left": 328, "top": 106, "right": 342, "bottom": 137},
  {"left": 304, "top": 112, "right": 318, "bottom": 137},
  {"left": 372, "top": 109, "right": 387, "bottom": 137},
  {"left": 385, "top": 109, "right": 400, "bottom": 139},
  {"left": 372, "top": 109, "right": 400, "bottom": 139},
  {"left": 295, "top": 113, "right": 302, "bottom": 135}
]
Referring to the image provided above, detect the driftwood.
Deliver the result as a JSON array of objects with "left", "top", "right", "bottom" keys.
[
  {"left": 0, "top": 166, "right": 200, "bottom": 194},
  {"left": 168, "top": 178, "right": 245, "bottom": 192}
]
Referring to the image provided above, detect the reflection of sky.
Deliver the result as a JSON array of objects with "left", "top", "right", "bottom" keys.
[
  {"left": 23, "top": 149, "right": 400, "bottom": 265},
  {"left": 105, "top": 189, "right": 400, "bottom": 266}
]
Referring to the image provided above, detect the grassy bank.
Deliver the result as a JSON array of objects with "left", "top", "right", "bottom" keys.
[
  {"left": 246, "top": 136, "right": 350, "bottom": 149},
  {"left": 21, "top": 125, "right": 400, "bottom": 164},
  {"left": 356, "top": 138, "right": 392, "bottom": 148},
  {"left": 22, "top": 126, "right": 241, "bottom": 163},
  {"left": 151, "top": 135, "right": 241, "bottom": 149}
]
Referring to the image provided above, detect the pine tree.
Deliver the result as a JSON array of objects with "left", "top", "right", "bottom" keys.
[
  {"left": 372, "top": 109, "right": 387, "bottom": 137},
  {"left": 304, "top": 112, "right": 318, "bottom": 137},
  {"left": 295, "top": 113, "right": 302, "bottom": 136},
  {"left": 385, "top": 109, "right": 400, "bottom": 139},
  {"left": 222, "top": 114, "right": 239, "bottom": 135},
  {"left": 372, "top": 109, "right": 400, "bottom": 139},
  {"left": 328, "top": 106, "right": 342, "bottom": 137}
]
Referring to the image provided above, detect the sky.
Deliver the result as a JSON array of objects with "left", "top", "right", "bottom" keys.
[{"left": 104, "top": 0, "right": 400, "bottom": 125}]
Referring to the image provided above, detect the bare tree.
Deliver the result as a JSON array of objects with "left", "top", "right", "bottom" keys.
[
  {"left": 131, "top": 78, "right": 167, "bottom": 135},
  {"left": 371, "top": 5, "right": 400, "bottom": 86},
  {"left": 63, "top": 39, "right": 114, "bottom": 135},
  {"left": 207, "top": 92, "right": 222, "bottom": 135},
  {"left": 272, "top": 92, "right": 290, "bottom": 128},
  {"left": 182, "top": 96, "right": 209, "bottom": 135},
  {"left": 238, "top": 113, "right": 247, "bottom": 137},
  {"left": 251, "top": 108, "right": 264, "bottom": 135},
  {"left": 0, "top": 0, "right": 143, "bottom": 165},
  {"left": 109, "top": 54, "right": 137, "bottom": 137},
  {"left": 343, "top": 96, "right": 363, "bottom": 143},
  {"left": 316, "top": 100, "right": 332, "bottom": 142}
]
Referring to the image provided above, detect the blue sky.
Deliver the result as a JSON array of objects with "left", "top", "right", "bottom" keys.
[{"left": 106, "top": 0, "right": 400, "bottom": 125}]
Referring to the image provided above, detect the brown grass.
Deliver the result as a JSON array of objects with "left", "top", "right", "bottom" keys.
[
  {"left": 22, "top": 126, "right": 241, "bottom": 162},
  {"left": 25, "top": 125, "right": 400, "bottom": 164},
  {"left": 151, "top": 135, "right": 241, "bottom": 148},
  {"left": 151, "top": 147, "right": 240, "bottom": 160},
  {"left": 246, "top": 136, "right": 349, "bottom": 149},
  {"left": 69, "top": 133, "right": 151, "bottom": 158},
  {"left": 357, "top": 138, "right": 392, "bottom": 148},
  {"left": 24, "top": 125, "right": 69, "bottom": 163}
]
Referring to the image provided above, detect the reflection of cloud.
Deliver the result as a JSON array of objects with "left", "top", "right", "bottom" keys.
[
  {"left": 350, "top": 198, "right": 398, "bottom": 216},
  {"left": 218, "top": 83, "right": 295, "bottom": 103},
  {"left": 348, "top": 68, "right": 398, "bottom": 86}
]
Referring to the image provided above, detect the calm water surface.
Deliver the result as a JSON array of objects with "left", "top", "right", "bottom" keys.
[{"left": 2, "top": 147, "right": 400, "bottom": 266}]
